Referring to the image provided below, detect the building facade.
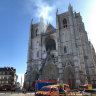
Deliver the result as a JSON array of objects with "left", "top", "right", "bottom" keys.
[
  {"left": 25, "top": 4, "right": 96, "bottom": 89},
  {"left": 0, "top": 67, "right": 17, "bottom": 86}
]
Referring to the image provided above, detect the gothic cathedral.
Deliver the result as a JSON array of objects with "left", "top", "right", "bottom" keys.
[{"left": 24, "top": 4, "right": 96, "bottom": 89}]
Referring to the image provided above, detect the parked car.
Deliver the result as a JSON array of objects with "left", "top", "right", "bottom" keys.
[
  {"left": 35, "top": 85, "right": 59, "bottom": 96},
  {"left": 84, "top": 89, "right": 96, "bottom": 94},
  {"left": 78, "top": 84, "right": 92, "bottom": 91}
]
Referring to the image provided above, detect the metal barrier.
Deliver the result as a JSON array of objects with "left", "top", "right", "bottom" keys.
[
  {"left": 0, "top": 92, "right": 96, "bottom": 96},
  {"left": 44, "top": 92, "right": 96, "bottom": 96},
  {"left": 0, "top": 92, "right": 34, "bottom": 96}
]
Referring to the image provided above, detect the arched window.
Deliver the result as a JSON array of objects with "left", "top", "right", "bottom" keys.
[
  {"left": 63, "top": 18, "right": 67, "bottom": 28},
  {"left": 37, "top": 51, "right": 39, "bottom": 57},
  {"left": 64, "top": 46, "right": 67, "bottom": 53},
  {"left": 46, "top": 39, "right": 56, "bottom": 51},
  {"left": 36, "top": 29, "right": 38, "bottom": 36}
]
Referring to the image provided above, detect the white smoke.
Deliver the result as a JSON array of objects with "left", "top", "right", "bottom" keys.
[
  {"left": 25, "top": 0, "right": 56, "bottom": 24},
  {"left": 36, "top": 0, "right": 56, "bottom": 24},
  {"left": 36, "top": 2, "right": 55, "bottom": 24},
  {"left": 37, "top": 6, "right": 53, "bottom": 23}
]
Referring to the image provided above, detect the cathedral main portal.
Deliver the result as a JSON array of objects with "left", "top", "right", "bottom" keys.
[{"left": 40, "top": 64, "right": 59, "bottom": 80}]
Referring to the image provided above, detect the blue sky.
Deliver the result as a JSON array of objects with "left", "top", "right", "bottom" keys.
[{"left": 0, "top": 0, "right": 96, "bottom": 84}]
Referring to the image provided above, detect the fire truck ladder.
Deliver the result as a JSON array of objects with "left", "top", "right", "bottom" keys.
[{"left": 35, "top": 51, "right": 50, "bottom": 80}]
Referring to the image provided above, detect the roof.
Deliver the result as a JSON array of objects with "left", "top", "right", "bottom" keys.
[
  {"left": 42, "top": 85, "right": 58, "bottom": 88},
  {"left": 0, "top": 67, "right": 16, "bottom": 72},
  {"left": 46, "top": 24, "right": 55, "bottom": 32}
]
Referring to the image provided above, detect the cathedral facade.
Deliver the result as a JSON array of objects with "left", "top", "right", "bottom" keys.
[{"left": 24, "top": 5, "right": 96, "bottom": 89}]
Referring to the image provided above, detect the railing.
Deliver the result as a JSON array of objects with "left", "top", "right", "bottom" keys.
[
  {"left": 36, "top": 92, "right": 96, "bottom": 96},
  {"left": 0, "top": 91, "right": 34, "bottom": 96},
  {"left": 54, "top": 92, "right": 95, "bottom": 96},
  {"left": 0, "top": 91, "right": 96, "bottom": 96}
]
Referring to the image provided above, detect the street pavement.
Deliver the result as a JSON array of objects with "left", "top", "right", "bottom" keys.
[
  {"left": 0, "top": 93, "right": 35, "bottom": 96},
  {"left": 0, "top": 92, "right": 95, "bottom": 96}
]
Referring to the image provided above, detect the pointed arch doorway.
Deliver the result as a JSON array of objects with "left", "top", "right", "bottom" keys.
[
  {"left": 63, "top": 66, "right": 76, "bottom": 89},
  {"left": 68, "top": 71, "right": 75, "bottom": 89},
  {"left": 40, "top": 64, "right": 59, "bottom": 80}
]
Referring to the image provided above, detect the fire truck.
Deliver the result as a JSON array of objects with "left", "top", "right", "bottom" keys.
[{"left": 32, "top": 80, "right": 59, "bottom": 92}]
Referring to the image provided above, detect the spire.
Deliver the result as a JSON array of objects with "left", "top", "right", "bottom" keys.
[
  {"left": 69, "top": 3, "right": 71, "bottom": 7},
  {"left": 68, "top": 3, "right": 73, "bottom": 12},
  {"left": 31, "top": 18, "right": 33, "bottom": 25},
  {"left": 56, "top": 8, "right": 58, "bottom": 15}
]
